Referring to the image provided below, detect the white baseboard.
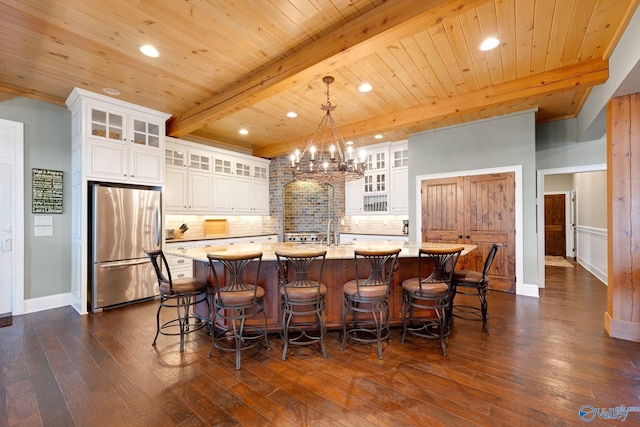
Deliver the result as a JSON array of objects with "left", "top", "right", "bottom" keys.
[
  {"left": 24, "top": 293, "right": 74, "bottom": 314},
  {"left": 577, "top": 258, "right": 608, "bottom": 285},
  {"left": 518, "top": 282, "right": 540, "bottom": 298}
]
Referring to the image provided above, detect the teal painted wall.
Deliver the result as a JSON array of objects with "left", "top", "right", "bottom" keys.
[
  {"left": 407, "top": 111, "right": 538, "bottom": 286},
  {"left": 0, "top": 93, "right": 72, "bottom": 299}
]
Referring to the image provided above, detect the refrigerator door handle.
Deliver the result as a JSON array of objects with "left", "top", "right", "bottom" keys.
[
  {"left": 154, "top": 203, "right": 161, "bottom": 248},
  {"left": 99, "top": 259, "right": 151, "bottom": 269}
]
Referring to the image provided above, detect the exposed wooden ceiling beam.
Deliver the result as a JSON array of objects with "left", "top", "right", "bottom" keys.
[
  {"left": 167, "top": 0, "right": 492, "bottom": 137},
  {"left": 253, "top": 58, "right": 609, "bottom": 158}
]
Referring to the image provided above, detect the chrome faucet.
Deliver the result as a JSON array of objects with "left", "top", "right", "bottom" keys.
[{"left": 326, "top": 219, "right": 338, "bottom": 246}]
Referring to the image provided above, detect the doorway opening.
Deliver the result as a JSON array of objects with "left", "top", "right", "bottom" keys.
[{"left": 536, "top": 164, "right": 607, "bottom": 288}]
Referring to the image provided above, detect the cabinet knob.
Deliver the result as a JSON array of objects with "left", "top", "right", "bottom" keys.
[
  {"left": 458, "top": 235, "right": 463, "bottom": 239},
  {"left": 466, "top": 235, "right": 470, "bottom": 239}
]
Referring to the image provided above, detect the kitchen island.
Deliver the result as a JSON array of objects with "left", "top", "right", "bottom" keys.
[{"left": 168, "top": 241, "right": 476, "bottom": 331}]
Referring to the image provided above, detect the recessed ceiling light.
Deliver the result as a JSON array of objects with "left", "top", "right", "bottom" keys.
[
  {"left": 374, "top": 134, "right": 383, "bottom": 139},
  {"left": 102, "top": 87, "right": 121, "bottom": 96},
  {"left": 359, "top": 83, "right": 372, "bottom": 93},
  {"left": 140, "top": 44, "right": 160, "bottom": 58},
  {"left": 239, "top": 128, "right": 249, "bottom": 135},
  {"left": 286, "top": 111, "right": 298, "bottom": 118},
  {"left": 480, "top": 37, "right": 500, "bottom": 51},
  {"left": 346, "top": 140, "right": 354, "bottom": 145}
]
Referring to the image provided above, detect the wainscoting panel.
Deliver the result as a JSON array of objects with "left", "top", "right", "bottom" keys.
[{"left": 576, "top": 225, "right": 607, "bottom": 284}]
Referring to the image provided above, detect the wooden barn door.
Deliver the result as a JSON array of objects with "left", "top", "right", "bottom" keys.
[{"left": 421, "top": 172, "right": 516, "bottom": 293}]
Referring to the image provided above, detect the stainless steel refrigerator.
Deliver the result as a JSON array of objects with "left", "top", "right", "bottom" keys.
[{"left": 90, "top": 183, "right": 161, "bottom": 312}]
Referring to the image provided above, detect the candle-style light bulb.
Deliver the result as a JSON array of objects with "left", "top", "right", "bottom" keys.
[
  {"left": 310, "top": 145, "right": 316, "bottom": 160},
  {"left": 347, "top": 146, "right": 353, "bottom": 160},
  {"left": 289, "top": 154, "right": 296, "bottom": 167},
  {"left": 323, "top": 161, "right": 329, "bottom": 171},
  {"left": 330, "top": 144, "right": 335, "bottom": 159},
  {"left": 295, "top": 148, "right": 300, "bottom": 163}
]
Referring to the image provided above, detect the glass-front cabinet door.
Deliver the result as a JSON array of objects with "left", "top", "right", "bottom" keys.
[
  {"left": 365, "top": 150, "right": 386, "bottom": 171},
  {"left": 132, "top": 119, "right": 161, "bottom": 147},
  {"left": 392, "top": 147, "right": 408, "bottom": 168},
  {"left": 253, "top": 164, "right": 268, "bottom": 180},
  {"left": 165, "top": 147, "right": 186, "bottom": 168},
  {"left": 213, "top": 155, "right": 233, "bottom": 175},
  {"left": 235, "top": 161, "right": 251, "bottom": 178},
  {"left": 90, "top": 107, "right": 124, "bottom": 141},
  {"left": 189, "top": 152, "right": 211, "bottom": 171}
]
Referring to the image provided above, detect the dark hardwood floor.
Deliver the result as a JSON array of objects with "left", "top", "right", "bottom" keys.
[{"left": 1, "top": 261, "right": 639, "bottom": 426}]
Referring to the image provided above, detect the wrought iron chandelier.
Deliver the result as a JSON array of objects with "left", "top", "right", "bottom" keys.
[{"left": 290, "top": 76, "right": 365, "bottom": 184}]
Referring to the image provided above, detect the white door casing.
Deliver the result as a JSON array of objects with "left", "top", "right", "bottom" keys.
[
  {"left": 0, "top": 118, "right": 24, "bottom": 315},
  {"left": 536, "top": 164, "right": 606, "bottom": 288}
]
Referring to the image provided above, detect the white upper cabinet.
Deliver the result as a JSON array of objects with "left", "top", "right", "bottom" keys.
[
  {"left": 345, "top": 178, "right": 364, "bottom": 215},
  {"left": 164, "top": 138, "right": 213, "bottom": 213},
  {"left": 345, "top": 140, "right": 408, "bottom": 215},
  {"left": 166, "top": 138, "right": 270, "bottom": 215},
  {"left": 389, "top": 142, "right": 409, "bottom": 214},
  {"left": 66, "top": 88, "right": 169, "bottom": 185}
]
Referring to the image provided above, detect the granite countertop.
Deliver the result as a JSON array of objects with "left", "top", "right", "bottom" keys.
[{"left": 167, "top": 241, "right": 476, "bottom": 262}]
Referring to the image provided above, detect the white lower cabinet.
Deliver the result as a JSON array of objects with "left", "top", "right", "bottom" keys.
[
  {"left": 165, "top": 235, "right": 277, "bottom": 277},
  {"left": 165, "top": 242, "right": 196, "bottom": 279}
]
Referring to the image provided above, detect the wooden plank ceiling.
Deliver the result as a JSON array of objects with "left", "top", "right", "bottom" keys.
[{"left": 1, "top": 0, "right": 638, "bottom": 158}]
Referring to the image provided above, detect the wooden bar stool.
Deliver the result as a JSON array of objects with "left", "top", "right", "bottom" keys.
[
  {"left": 207, "top": 252, "right": 270, "bottom": 370},
  {"left": 450, "top": 243, "right": 501, "bottom": 335},
  {"left": 144, "top": 249, "right": 210, "bottom": 352},
  {"left": 400, "top": 247, "right": 463, "bottom": 356},
  {"left": 275, "top": 250, "right": 328, "bottom": 360},
  {"left": 340, "top": 248, "right": 401, "bottom": 359}
]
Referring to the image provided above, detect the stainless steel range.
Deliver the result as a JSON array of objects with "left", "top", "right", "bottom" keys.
[{"left": 284, "top": 231, "right": 324, "bottom": 244}]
